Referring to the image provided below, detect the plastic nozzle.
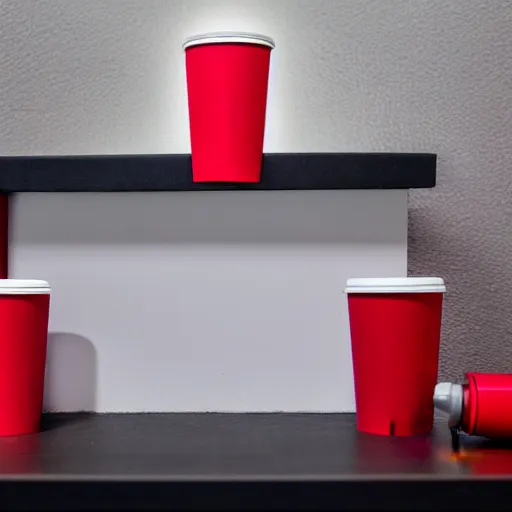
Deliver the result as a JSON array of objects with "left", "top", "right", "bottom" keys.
[{"left": 434, "top": 382, "right": 463, "bottom": 428}]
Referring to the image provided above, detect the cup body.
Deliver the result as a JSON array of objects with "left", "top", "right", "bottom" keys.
[
  {"left": 184, "top": 32, "right": 274, "bottom": 182},
  {"left": 0, "top": 280, "right": 51, "bottom": 436},
  {"left": 346, "top": 277, "right": 445, "bottom": 436}
]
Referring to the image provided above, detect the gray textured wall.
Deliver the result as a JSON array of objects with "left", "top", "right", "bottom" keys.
[{"left": 407, "top": 2, "right": 512, "bottom": 381}]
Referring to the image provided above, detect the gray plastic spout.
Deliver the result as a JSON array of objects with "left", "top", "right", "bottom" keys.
[{"left": 433, "top": 382, "right": 464, "bottom": 428}]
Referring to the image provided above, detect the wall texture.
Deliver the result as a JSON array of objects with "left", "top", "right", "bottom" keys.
[{"left": 1, "top": 0, "right": 511, "bottom": 409}]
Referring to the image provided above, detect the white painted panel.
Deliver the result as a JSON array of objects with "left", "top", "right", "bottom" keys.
[{"left": 10, "top": 190, "right": 407, "bottom": 412}]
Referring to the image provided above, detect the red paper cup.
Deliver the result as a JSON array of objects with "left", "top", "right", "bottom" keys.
[
  {"left": 0, "top": 280, "right": 51, "bottom": 437},
  {"left": 345, "top": 277, "right": 445, "bottom": 437},
  {"left": 184, "top": 32, "right": 275, "bottom": 183}
]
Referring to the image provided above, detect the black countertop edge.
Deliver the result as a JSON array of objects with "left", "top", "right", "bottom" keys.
[
  {"left": 0, "top": 152, "right": 436, "bottom": 192},
  {"left": 2, "top": 478, "right": 512, "bottom": 511}
]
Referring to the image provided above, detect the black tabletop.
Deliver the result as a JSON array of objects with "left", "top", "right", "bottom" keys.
[{"left": 1, "top": 412, "right": 512, "bottom": 510}]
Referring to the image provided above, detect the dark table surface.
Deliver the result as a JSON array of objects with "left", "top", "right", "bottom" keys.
[{"left": 2, "top": 412, "right": 512, "bottom": 510}]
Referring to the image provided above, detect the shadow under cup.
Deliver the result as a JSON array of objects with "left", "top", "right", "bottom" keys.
[
  {"left": 0, "top": 280, "right": 51, "bottom": 437},
  {"left": 345, "top": 277, "right": 446, "bottom": 437}
]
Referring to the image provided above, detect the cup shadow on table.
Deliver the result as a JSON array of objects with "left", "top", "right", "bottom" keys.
[
  {"left": 354, "top": 430, "right": 436, "bottom": 474},
  {"left": 41, "top": 332, "right": 98, "bottom": 431}
]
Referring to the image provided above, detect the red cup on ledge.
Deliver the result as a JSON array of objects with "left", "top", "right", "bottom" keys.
[
  {"left": 345, "top": 277, "right": 445, "bottom": 437},
  {"left": 0, "top": 280, "right": 51, "bottom": 436},
  {"left": 183, "top": 32, "right": 275, "bottom": 183}
]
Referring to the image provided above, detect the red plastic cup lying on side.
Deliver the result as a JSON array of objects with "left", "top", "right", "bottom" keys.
[
  {"left": 184, "top": 32, "right": 275, "bottom": 183},
  {"left": 435, "top": 372, "right": 512, "bottom": 438},
  {"left": 0, "top": 280, "right": 51, "bottom": 436},
  {"left": 345, "top": 277, "right": 446, "bottom": 436}
]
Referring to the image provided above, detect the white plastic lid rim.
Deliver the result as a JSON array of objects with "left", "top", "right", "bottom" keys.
[
  {"left": 344, "top": 277, "right": 446, "bottom": 294},
  {"left": 0, "top": 279, "right": 51, "bottom": 295},
  {"left": 183, "top": 32, "right": 275, "bottom": 50}
]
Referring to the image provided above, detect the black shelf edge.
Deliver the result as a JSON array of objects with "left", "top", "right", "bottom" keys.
[
  {"left": 0, "top": 412, "right": 509, "bottom": 510},
  {"left": 0, "top": 153, "right": 436, "bottom": 192}
]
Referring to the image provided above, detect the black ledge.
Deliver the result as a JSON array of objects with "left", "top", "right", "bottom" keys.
[
  {"left": 0, "top": 153, "right": 436, "bottom": 192},
  {"left": 1, "top": 413, "right": 512, "bottom": 510}
]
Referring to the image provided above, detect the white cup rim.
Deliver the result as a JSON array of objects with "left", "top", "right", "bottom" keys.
[
  {"left": 0, "top": 279, "right": 51, "bottom": 295},
  {"left": 183, "top": 32, "right": 275, "bottom": 50},
  {"left": 344, "top": 277, "right": 446, "bottom": 294}
]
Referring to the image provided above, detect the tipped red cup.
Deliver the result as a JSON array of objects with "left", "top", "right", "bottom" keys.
[
  {"left": 184, "top": 32, "right": 275, "bottom": 183},
  {"left": 345, "top": 277, "right": 446, "bottom": 436}
]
